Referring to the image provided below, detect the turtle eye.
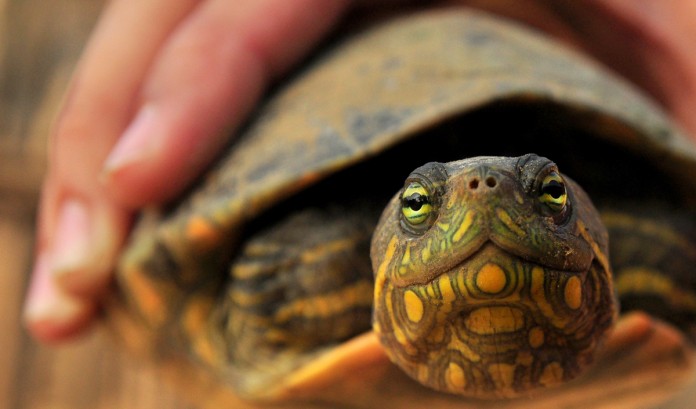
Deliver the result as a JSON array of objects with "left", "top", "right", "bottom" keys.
[
  {"left": 401, "top": 182, "right": 433, "bottom": 226},
  {"left": 539, "top": 172, "right": 567, "bottom": 212}
]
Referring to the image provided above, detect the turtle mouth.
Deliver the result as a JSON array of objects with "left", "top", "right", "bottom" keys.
[{"left": 421, "top": 236, "right": 586, "bottom": 291}]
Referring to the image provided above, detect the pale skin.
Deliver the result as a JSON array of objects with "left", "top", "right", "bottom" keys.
[{"left": 25, "top": 0, "right": 696, "bottom": 343}]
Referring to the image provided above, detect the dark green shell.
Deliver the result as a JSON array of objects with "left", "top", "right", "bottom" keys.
[{"left": 121, "top": 10, "right": 696, "bottom": 291}]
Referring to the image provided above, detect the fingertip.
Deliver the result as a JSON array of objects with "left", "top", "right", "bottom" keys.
[
  {"left": 27, "top": 198, "right": 129, "bottom": 343},
  {"left": 49, "top": 197, "right": 129, "bottom": 297},
  {"left": 24, "top": 255, "right": 98, "bottom": 343},
  {"left": 25, "top": 301, "right": 98, "bottom": 344}
]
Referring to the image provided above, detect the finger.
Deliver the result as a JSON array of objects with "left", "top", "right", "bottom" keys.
[
  {"left": 24, "top": 253, "right": 97, "bottom": 343},
  {"left": 579, "top": 0, "right": 696, "bottom": 137},
  {"left": 100, "top": 0, "right": 351, "bottom": 206},
  {"left": 26, "top": 0, "right": 200, "bottom": 341}
]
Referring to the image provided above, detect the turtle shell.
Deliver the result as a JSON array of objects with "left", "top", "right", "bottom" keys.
[{"left": 110, "top": 8, "right": 696, "bottom": 409}]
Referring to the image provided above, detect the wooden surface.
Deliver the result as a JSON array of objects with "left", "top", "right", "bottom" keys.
[{"left": 2, "top": 1, "right": 696, "bottom": 408}]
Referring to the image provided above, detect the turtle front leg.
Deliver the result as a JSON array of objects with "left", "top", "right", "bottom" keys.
[
  {"left": 603, "top": 209, "right": 696, "bottom": 341},
  {"left": 210, "top": 205, "right": 377, "bottom": 398}
]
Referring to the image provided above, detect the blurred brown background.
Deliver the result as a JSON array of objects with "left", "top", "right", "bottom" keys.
[
  {"left": 0, "top": 1, "right": 189, "bottom": 408},
  {"left": 1, "top": 1, "right": 696, "bottom": 408}
]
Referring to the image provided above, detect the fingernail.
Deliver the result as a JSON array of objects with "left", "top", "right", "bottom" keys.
[
  {"left": 50, "top": 198, "right": 117, "bottom": 296},
  {"left": 51, "top": 198, "right": 92, "bottom": 278},
  {"left": 24, "top": 254, "right": 87, "bottom": 332},
  {"left": 101, "top": 105, "right": 160, "bottom": 178}
]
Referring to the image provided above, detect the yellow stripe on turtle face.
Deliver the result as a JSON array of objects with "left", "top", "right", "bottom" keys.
[
  {"left": 531, "top": 266, "right": 567, "bottom": 327},
  {"left": 378, "top": 236, "right": 399, "bottom": 278},
  {"left": 388, "top": 294, "right": 417, "bottom": 355},
  {"left": 421, "top": 239, "right": 433, "bottom": 263},
  {"left": 401, "top": 244, "right": 411, "bottom": 265},
  {"left": 452, "top": 210, "right": 475, "bottom": 242},
  {"left": 496, "top": 208, "right": 526, "bottom": 238},
  {"left": 577, "top": 219, "right": 611, "bottom": 275},
  {"left": 438, "top": 275, "right": 456, "bottom": 304}
]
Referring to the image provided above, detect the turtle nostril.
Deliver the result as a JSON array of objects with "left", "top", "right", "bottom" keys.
[
  {"left": 469, "top": 179, "right": 479, "bottom": 190},
  {"left": 485, "top": 177, "right": 497, "bottom": 188}
]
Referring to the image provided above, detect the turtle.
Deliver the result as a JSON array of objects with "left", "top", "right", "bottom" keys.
[{"left": 107, "top": 8, "right": 696, "bottom": 409}]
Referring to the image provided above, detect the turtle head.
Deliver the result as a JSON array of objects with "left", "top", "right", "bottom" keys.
[{"left": 371, "top": 154, "right": 617, "bottom": 398}]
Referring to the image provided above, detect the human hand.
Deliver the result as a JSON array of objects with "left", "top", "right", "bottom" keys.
[
  {"left": 24, "top": 0, "right": 351, "bottom": 341},
  {"left": 25, "top": 0, "right": 696, "bottom": 343}
]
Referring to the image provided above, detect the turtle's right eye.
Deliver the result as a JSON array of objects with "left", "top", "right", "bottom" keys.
[
  {"left": 538, "top": 171, "right": 571, "bottom": 224},
  {"left": 401, "top": 182, "right": 433, "bottom": 226},
  {"left": 539, "top": 171, "right": 567, "bottom": 212}
]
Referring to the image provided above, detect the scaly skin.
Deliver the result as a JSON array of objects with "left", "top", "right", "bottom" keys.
[{"left": 371, "top": 154, "right": 617, "bottom": 398}]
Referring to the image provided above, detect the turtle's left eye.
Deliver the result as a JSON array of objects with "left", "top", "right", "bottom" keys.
[
  {"left": 539, "top": 172, "right": 567, "bottom": 212},
  {"left": 401, "top": 182, "right": 433, "bottom": 226}
]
